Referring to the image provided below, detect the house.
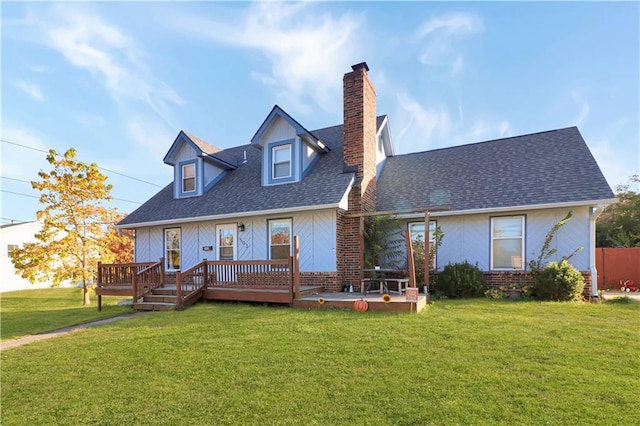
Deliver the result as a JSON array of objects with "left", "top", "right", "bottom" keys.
[
  {"left": 118, "top": 62, "right": 615, "bottom": 299},
  {"left": 0, "top": 221, "right": 71, "bottom": 292}
]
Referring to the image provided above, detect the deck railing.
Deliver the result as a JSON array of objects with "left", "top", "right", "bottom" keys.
[
  {"left": 176, "top": 257, "right": 295, "bottom": 308},
  {"left": 133, "top": 259, "right": 165, "bottom": 300}
]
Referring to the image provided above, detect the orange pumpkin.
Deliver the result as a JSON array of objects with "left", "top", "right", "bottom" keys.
[{"left": 354, "top": 299, "right": 369, "bottom": 312}]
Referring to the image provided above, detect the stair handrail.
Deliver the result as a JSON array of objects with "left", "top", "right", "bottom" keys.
[
  {"left": 176, "top": 259, "right": 208, "bottom": 309},
  {"left": 134, "top": 258, "right": 165, "bottom": 301}
]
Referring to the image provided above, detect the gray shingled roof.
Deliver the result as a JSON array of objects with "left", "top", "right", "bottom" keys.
[
  {"left": 120, "top": 123, "right": 614, "bottom": 227},
  {"left": 377, "top": 127, "right": 614, "bottom": 212},
  {"left": 119, "top": 123, "right": 353, "bottom": 226}
]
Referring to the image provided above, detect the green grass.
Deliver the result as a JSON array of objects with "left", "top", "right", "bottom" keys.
[
  {"left": 1, "top": 288, "right": 132, "bottom": 340},
  {"left": 2, "top": 299, "right": 638, "bottom": 425}
]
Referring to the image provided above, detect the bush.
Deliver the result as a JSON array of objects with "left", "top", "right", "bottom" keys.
[
  {"left": 535, "top": 260, "right": 585, "bottom": 301},
  {"left": 437, "top": 261, "right": 486, "bottom": 298}
]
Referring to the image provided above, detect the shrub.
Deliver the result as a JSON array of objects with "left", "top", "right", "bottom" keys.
[
  {"left": 437, "top": 261, "right": 486, "bottom": 298},
  {"left": 535, "top": 259, "right": 585, "bottom": 301}
]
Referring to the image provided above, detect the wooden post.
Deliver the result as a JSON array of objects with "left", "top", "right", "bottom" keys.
[
  {"left": 424, "top": 211, "right": 430, "bottom": 289},
  {"left": 176, "top": 271, "right": 182, "bottom": 309},
  {"left": 405, "top": 230, "right": 416, "bottom": 287},
  {"left": 160, "top": 258, "right": 165, "bottom": 286},
  {"left": 293, "top": 236, "right": 300, "bottom": 299},
  {"left": 359, "top": 216, "right": 365, "bottom": 290},
  {"left": 97, "top": 262, "right": 102, "bottom": 311},
  {"left": 132, "top": 265, "right": 138, "bottom": 302},
  {"left": 202, "top": 258, "right": 208, "bottom": 288}
]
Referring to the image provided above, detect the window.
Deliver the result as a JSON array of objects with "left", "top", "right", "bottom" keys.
[
  {"left": 269, "top": 219, "right": 292, "bottom": 260},
  {"left": 182, "top": 163, "right": 196, "bottom": 193},
  {"left": 409, "top": 221, "right": 437, "bottom": 270},
  {"left": 272, "top": 145, "right": 291, "bottom": 179},
  {"left": 491, "top": 216, "right": 525, "bottom": 269},
  {"left": 7, "top": 244, "right": 18, "bottom": 256},
  {"left": 164, "top": 228, "right": 181, "bottom": 271}
]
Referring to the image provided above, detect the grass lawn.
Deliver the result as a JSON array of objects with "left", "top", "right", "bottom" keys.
[
  {"left": 1, "top": 299, "right": 638, "bottom": 425},
  {"left": 1, "top": 288, "right": 132, "bottom": 340}
]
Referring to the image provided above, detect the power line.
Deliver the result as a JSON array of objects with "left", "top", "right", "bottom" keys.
[
  {"left": 1, "top": 139, "right": 164, "bottom": 188},
  {"left": 0, "top": 217, "right": 32, "bottom": 224},
  {"left": 1, "top": 189, "right": 39, "bottom": 199},
  {"left": 1, "top": 176, "right": 31, "bottom": 184},
  {"left": 0, "top": 187, "right": 142, "bottom": 205}
]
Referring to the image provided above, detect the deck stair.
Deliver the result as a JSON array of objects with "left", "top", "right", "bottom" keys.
[{"left": 133, "top": 285, "right": 202, "bottom": 311}]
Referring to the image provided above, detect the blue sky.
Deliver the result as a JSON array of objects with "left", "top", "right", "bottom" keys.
[{"left": 1, "top": 1, "right": 638, "bottom": 225}]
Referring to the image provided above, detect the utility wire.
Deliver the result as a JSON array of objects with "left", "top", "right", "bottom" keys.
[
  {"left": 0, "top": 217, "right": 32, "bottom": 224},
  {"left": 0, "top": 184, "right": 142, "bottom": 205},
  {"left": 1, "top": 139, "right": 164, "bottom": 188},
  {"left": 1, "top": 189, "right": 38, "bottom": 199}
]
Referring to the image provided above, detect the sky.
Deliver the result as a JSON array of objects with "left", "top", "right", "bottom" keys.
[{"left": 1, "top": 1, "right": 638, "bottom": 225}]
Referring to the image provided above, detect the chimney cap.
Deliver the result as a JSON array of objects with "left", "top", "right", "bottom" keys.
[{"left": 351, "top": 62, "right": 370, "bottom": 72}]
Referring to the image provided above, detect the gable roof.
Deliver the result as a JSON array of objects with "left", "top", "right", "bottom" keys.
[
  {"left": 163, "top": 131, "right": 238, "bottom": 170},
  {"left": 377, "top": 126, "right": 615, "bottom": 213},
  {"left": 119, "top": 122, "right": 355, "bottom": 227},
  {"left": 251, "top": 105, "right": 329, "bottom": 153}
]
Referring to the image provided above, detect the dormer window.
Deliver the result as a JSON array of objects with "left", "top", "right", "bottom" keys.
[
  {"left": 272, "top": 144, "right": 291, "bottom": 179},
  {"left": 182, "top": 163, "right": 196, "bottom": 192}
]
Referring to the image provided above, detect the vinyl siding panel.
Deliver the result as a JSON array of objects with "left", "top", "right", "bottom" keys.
[
  {"left": 138, "top": 210, "right": 337, "bottom": 272},
  {"left": 431, "top": 207, "right": 591, "bottom": 272},
  {"left": 181, "top": 224, "right": 200, "bottom": 269},
  {"left": 135, "top": 228, "right": 150, "bottom": 262}
]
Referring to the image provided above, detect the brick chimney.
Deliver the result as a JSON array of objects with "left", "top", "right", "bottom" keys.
[
  {"left": 339, "top": 62, "right": 377, "bottom": 290},
  {"left": 343, "top": 62, "right": 377, "bottom": 212}
]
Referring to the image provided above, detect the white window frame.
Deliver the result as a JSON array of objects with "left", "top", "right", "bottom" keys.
[
  {"left": 182, "top": 163, "right": 196, "bottom": 193},
  {"left": 272, "top": 145, "right": 291, "bottom": 180},
  {"left": 409, "top": 221, "right": 437, "bottom": 270},
  {"left": 164, "top": 228, "right": 181, "bottom": 271},
  {"left": 216, "top": 224, "right": 237, "bottom": 261},
  {"left": 269, "top": 219, "right": 292, "bottom": 260},
  {"left": 490, "top": 215, "right": 525, "bottom": 270}
]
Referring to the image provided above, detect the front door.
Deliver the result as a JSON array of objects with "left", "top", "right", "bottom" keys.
[{"left": 216, "top": 224, "right": 237, "bottom": 261}]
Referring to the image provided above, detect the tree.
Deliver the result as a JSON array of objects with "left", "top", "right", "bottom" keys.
[
  {"left": 363, "top": 213, "right": 403, "bottom": 269},
  {"left": 101, "top": 212, "right": 134, "bottom": 264},
  {"left": 11, "top": 148, "right": 124, "bottom": 305},
  {"left": 596, "top": 174, "right": 640, "bottom": 247}
]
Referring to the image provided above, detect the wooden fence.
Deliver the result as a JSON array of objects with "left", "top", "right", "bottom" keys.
[{"left": 595, "top": 248, "right": 640, "bottom": 289}]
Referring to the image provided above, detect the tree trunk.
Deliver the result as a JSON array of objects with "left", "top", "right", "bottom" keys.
[{"left": 83, "top": 283, "right": 91, "bottom": 306}]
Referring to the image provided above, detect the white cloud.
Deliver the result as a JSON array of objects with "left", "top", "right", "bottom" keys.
[
  {"left": 415, "top": 12, "right": 484, "bottom": 76},
  {"left": 417, "top": 13, "right": 484, "bottom": 38},
  {"left": 169, "top": 2, "right": 363, "bottom": 113},
  {"left": 34, "top": 5, "right": 183, "bottom": 131},
  {"left": 0, "top": 126, "right": 50, "bottom": 181},
  {"left": 13, "top": 80, "right": 44, "bottom": 101},
  {"left": 570, "top": 90, "right": 590, "bottom": 127},
  {"left": 125, "top": 116, "right": 174, "bottom": 161},
  {"left": 395, "top": 92, "right": 449, "bottom": 150},
  {"left": 387, "top": 89, "right": 511, "bottom": 154}
]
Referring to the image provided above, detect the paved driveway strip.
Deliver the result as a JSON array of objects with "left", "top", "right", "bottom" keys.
[{"left": 1, "top": 312, "right": 146, "bottom": 351}]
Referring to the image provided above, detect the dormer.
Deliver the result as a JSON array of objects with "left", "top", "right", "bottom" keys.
[
  {"left": 163, "top": 131, "right": 237, "bottom": 199},
  {"left": 251, "top": 105, "right": 330, "bottom": 186}
]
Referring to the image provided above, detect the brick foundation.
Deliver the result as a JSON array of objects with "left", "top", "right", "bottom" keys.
[{"left": 300, "top": 272, "right": 339, "bottom": 292}]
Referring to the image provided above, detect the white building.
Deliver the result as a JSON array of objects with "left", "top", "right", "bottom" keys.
[{"left": 0, "top": 221, "right": 68, "bottom": 293}]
